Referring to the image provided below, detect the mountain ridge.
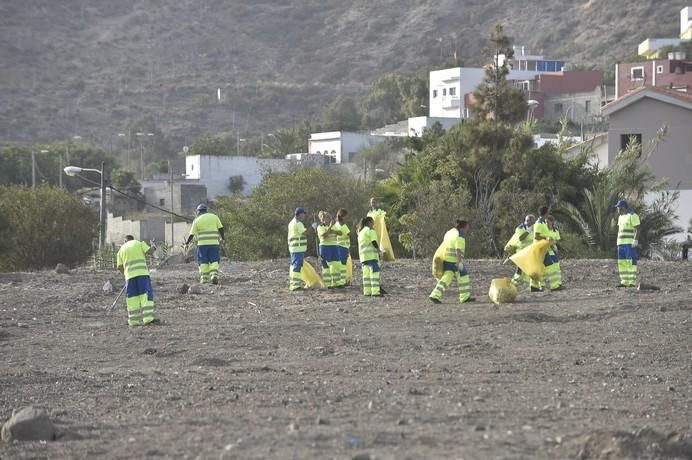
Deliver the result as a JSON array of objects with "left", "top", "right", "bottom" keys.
[{"left": 0, "top": 0, "right": 683, "bottom": 147}]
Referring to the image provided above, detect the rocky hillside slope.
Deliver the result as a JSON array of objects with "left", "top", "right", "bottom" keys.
[{"left": 0, "top": 0, "right": 683, "bottom": 145}]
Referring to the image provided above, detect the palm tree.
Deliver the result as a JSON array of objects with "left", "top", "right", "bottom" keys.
[{"left": 559, "top": 127, "right": 680, "bottom": 255}]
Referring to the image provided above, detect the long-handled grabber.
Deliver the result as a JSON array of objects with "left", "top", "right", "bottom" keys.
[{"left": 110, "top": 285, "right": 126, "bottom": 311}]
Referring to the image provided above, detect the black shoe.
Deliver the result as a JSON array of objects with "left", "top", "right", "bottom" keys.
[
  {"left": 429, "top": 297, "right": 441, "bottom": 304},
  {"left": 146, "top": 319, "right": 162, "bottom": 326},
  {"left": 530, "top": 287, "right": 543, "bottom": 292},
  {"left": 461, "top": 297, "right": 476, "bottom": 303},
  {"left": 379, "top": 287, "right": 388, "bottom": 295},
  {"left": 616, "top": 284, "right": 628, "bottom": 288},
  {"left": 211, "top": 277, "right": 218, "bottom": 285}
]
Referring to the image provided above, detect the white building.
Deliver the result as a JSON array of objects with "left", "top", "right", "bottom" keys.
[
  {"left": 637, "top": 7, "right": 692, "bottom": 58},
  {"left": 429, "top": 61, "right": 567, "bottom": 119},
  {"left": 184, "top": 155, "right": 289, "bottom": 198},
  {"left": 308, "top": 131, "right": 385, "bottom": 164},
  {"left": 429, "top": 67, "right": 486, "bottom": 119}
]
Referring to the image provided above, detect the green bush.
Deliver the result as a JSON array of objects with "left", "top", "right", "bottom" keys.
[
  {"left": 215, "top": 168, "right": 372, "bottom": 260},
  {"left": 0, "top": 185, "right": 98, "bottom": 271}
]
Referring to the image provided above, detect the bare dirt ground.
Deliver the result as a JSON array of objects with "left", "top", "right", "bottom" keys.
[{"left": 1, "top": 257, "right": 692, "bottom": 459}]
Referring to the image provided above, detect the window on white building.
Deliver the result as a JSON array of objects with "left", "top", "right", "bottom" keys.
[
  {"left": 554, "top": 103, "right": 563, "bottom": 114},
  {"left": 585, "top": 100, "right": 591, "bottom": 114},
  {"left": 449, "top": 87, "right": 456, "bottom": 96},
  {"left": 631, "top": 67, "right": 644, "bottom": 80},
  {"left": 442, "top": 88, "right": 447, "bottom": 96},
  {"left": 657, "top": 65, "right": 664, "bottom": 74},
  {"left": 190, "top": 164, "right": 194, "bottom": 171},
  {"left": 159, "top": 199, "right": 165, "bottom": 206},
  {"left": 433, "top": 89, "right": 438, "bottom": 98}
]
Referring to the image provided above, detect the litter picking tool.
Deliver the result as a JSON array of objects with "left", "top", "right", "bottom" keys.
[{"left": 110, "top": 285, "right": 126, "bottom": 311}]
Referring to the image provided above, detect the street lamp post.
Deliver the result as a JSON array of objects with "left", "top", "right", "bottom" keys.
[
  {"left": 168, "top": 160, "right": 174, "bottom": 249},
  {"left": 527, "top": 99, "right": 540, "bottom": 124},
  {"left": 64, "top": 164, "right": 106, "bottom": 250},
  {"left": 135, "top": 132, "right": 154, "bottom": 180},
  {"left": 236, "top": 137, "right": 246, "bottom": 156}
]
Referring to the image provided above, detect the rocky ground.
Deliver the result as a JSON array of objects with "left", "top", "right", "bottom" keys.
[{"left": 1, "top": 257, "right": 691, "bottom": 459}]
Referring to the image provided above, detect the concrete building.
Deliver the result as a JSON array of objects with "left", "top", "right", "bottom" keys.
[
  {"left": 499, "top": 46, "right": 566, "bottom": 73},
  {"left": 308, "top": 131, "right": 385, "bottom": 164},
  {"left": 368, "top": 117, "right": 461, "bottom": 137},
  {"left": 184, "top": 155, "right": 289, "bottom": 198},
  {"left": 602, "top": 86, "right": 692, "bottom": 240},
  {"left": 106, "top": 213, "right": 166, "bottom": 246},
  {"left": 616, "top": 56, "right": 692, "bottom": 98},
  {"left": 636, "top": 7, "right": 692, "bottom": 59},
  {"left": 142, "top": 182, "right": 207, "bottom": 215},
  {"left": 106, "top": 212, "right": 192, "bottom": 249},
  {"left": 520, "top": 71, "right": 604, "bottom": 124},
  {"left": 684, "top": 6, "right": 692, "bottom": 40},
  {"left": 430, "top": 54, "right": 568, "bottom": 120},
  {"left": 564, "top": 132, "right": 609, "bottom": 168}
]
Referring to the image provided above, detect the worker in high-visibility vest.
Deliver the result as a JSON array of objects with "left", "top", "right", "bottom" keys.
[
  {"left": 117, "top": 235, "right": 158, "bottom": 327},
  {"left": 510, "top": 214, "right": 535, "bottom": 289},
  {"left": 358, "top": 216, "right": 382, "bottom": 296},
  {"left": 546, "top": 214, "right": 563, "bottom": 290},
  {"left": 287, "top": 207, "right": 308, "bottom": 291},
  {"left": 316, "top": 211, "right": 340, "bottom": 288},
  {"left": 333, "top": 208, "right": 350, "bottom": 287},
  {"left": 429, "top": 219, "right": 475, "bottom": 303},
  {"left": 530, "top": 206, "right": 560, "bottom": 292},
  {"left": 184, "top": 203, "right": 224, "bottom": 284},
  {"left": 366, "top": 197, "right": 389, "bottom": 293},
  {"left": 615, "top": 199, "right": 640, "bottom": 287}
]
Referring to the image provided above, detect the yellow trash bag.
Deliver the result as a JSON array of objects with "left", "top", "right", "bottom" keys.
[
  {"left": 488, "top": 278, "right": 518, "bottom": 304},
  {"left": 346, "top": 255, "right": 353, "bottom": 283},
  {"left": 431, "top": 239, "right": 451, "bottom": 280},
  {"left": 510, "top": 240, "right": 551, "bottom": 281},
  {"left": 503, "top": 232, "right": 522, "bottom": 255},
  {"left": 300, "top": 261, "right": 325, "bottom": 289},
  {"left": 371, "top": 211, "right": 395, "bottom": 262}
]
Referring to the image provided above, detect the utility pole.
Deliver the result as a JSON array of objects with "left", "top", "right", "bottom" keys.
[
  {"left": 31, "top": 150, "right": 36, "bottom": 189},
  {"left": 168, "top": 160, "right": 174, "bottom": 249},
  {"left": 59, "top": 155, "right": 63, "bottom": 188},
  {"left": 100, "top": 161, "right": 107, "bottom": 250}
]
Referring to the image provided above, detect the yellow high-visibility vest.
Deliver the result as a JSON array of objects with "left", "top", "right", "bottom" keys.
[{"left": 117, "top": 240, "right": 150, "bottom": 280}]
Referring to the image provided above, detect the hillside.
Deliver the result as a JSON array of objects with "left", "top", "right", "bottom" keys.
[{"left": 0, "top": 0, "right": 684, "bottom": 147}]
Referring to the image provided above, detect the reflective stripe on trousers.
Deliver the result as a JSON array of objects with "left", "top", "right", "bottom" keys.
[
  {"left": 430, "top": 270, "right": 471, "bottom": 302},
  {"left": 362, "top": 260, "right": 380, "bottom": 296},
  {"left": 127, "top": 293, "right": 156, "bottom": 327},
  {"left": 199, "top": 262, "right": 219, "bottom": 283},
  {"left": 617, "top": 244, "right": 639, "bottom": 286}
]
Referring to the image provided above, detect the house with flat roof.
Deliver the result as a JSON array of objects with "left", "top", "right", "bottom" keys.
[
  {"left": 636, "top": 7, "right": 692, "bottom": 59},
  {"left": 602, "top": 86, "right": 692, "bottom": 239}
]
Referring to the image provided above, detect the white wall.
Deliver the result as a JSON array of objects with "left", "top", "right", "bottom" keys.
[
  {"left": 308, "top": 132, "right": 382, "bottom": 163},
  {"left": 672, "top": 189, "right": 692, "bottom": 241},
  {"left": 185, "top": 155, "right": 289, "bottom": 198},
  {"left": 681, "top": 6, "right": 691, "bottom": 34},
  {"left": 408, "top": 116, "right": 460, "bottom": 136},
  {"left": 430, "top": 68, "right": 462, "bottom": 118},
  {"left": 645, "top": 189, "right": 692, "bottom": 242},
  {"left": 309, "top": 132, "right": 342, "bottom": 162}
]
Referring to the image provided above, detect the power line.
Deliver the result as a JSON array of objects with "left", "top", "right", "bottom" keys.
[{"left": 75, "top": 174, "right": 193, "bottom": 222}]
